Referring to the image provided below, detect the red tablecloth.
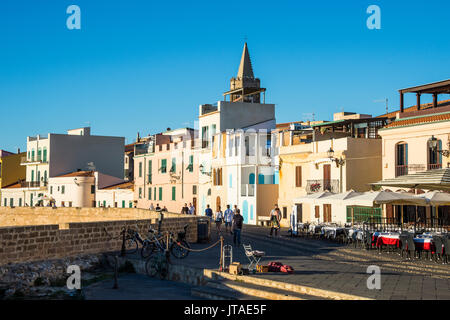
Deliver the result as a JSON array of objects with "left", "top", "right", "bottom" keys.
[{"left": 376, "top": 236, "right": 400, "bottom": 248}]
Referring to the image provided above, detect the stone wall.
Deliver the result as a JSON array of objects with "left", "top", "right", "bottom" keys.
[
  {"left": 0, "top": 215, "right": 200, "bottom": 265},
  {"left": 0, "top": 207, "right": 184, "bottom": 228}
]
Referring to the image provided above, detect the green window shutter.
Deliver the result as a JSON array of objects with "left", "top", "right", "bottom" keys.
[
  {"left": 159, "top": 187, "right": 162, "bottom": 201},
  {"left": 31, "top": 150, "right": 35, "bottom": 161},
  {"left": 103, "top": 201, "right": 106, "bottom": 207},
  {"left": 122, "top": 200, "right": 125, "bottom": 208},
  {"left": 139, "top": 162, "right": 142, "bottom": 177},
  {"left": 161, "top": 159, "right": 167, "bottom": 173},
  {"left": 139, "top": 187, "right": 142, "bottom": 198},
  {"left": 43, "top": 148, "right": 47, "bottom": 162},
  {"left": 31, "top": 170, "right": 35, "bottom": 182},
  {"left": 129, "top": 201, "right": 132, "bottom": 208},
  {"left": 170, "top": 158, "right": 176, "bottom": 173},
  {"left": 148, "top": 160, "right": 152, "bottom": 183},
  {"left": 148, "top": 187, "right": 151, "bottom": 200},
  {"left": 189, "top": 155, "right": 193, "bottom": 172},
  {"left": 172, "top": 186, "right": 176, "bottom": 200}
]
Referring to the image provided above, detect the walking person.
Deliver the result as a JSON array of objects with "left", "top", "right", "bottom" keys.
[
  {"left": 214, "top": 206, "right": 224, "bottom": 235},
  {"left": 269, "top": 204, "right": 281, "bottom": 237},
  {"left": 204, "top": 204, "right": 213, "bottom": 220},
  {"left": 224, "top": 205, "right": 234, "bottom": 234},
  {"left": 232, "top": 209, "right": 244, "bottom": 246}
]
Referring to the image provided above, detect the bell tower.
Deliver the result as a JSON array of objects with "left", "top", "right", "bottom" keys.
[{"left": 224, "top": 43, "right": 266, "bottom": 103}]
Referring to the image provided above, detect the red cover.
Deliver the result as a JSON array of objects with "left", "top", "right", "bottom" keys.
[
  {"left": 267, "top": 261, "right": 283, "bottom": 272},
  {"left": 280, "top": 265, "right": 294, "bottom": 274}
]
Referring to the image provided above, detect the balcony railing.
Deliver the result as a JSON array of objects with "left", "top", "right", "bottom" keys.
[
  {"left": 306, "top": 179, "right": 339, "bottom": 194},
  {"left": 240, "top": 184, "right": 255, "bottom": 197},
  {"left": 20, "top": 181, "right": 48, "bottom": 188},
  {"left": 395, "top": 165, "right": 409, "bottom": 177},
  {"left": 21, "top": 157, "right": 48, "bottom": 164},
  {"left": 428, "top": 163, "right": 442, "bottom": 170}
]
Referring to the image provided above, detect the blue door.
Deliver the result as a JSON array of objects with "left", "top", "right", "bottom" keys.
[
  {"left": 250, "top": 204, "right": 254, "bottom": 221},
  {"left": 242, "top": 200, "right": 249, "bottom": 223},
  {"left": 249, "top": 173, "right": 255, "bottom": 184}
]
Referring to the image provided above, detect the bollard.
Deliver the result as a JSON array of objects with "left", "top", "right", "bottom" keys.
[
  {"left": 120, "top": 227, "right": 126, "bottom": 257},
  {"left": 219, "top": 236, "right": 224, "bottom": 272},
  {"left": 113, "top": 255, "right": 119, "bottom": 289}
]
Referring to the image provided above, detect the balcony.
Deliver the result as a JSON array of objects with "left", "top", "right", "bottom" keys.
[
  {"left": 306, "top": 179, "right": 339, "bottom": 194},
  {"left": 428, "top": 163, "right": 442, "bottom": 170},
  {"left": 20, "top": 181, "right": 48, "bottom": 188},
  {"left": 241, "top": 184, "right": 255, "bottom": 197},
  {"left": 21, "top": 157, "right": 48, "bottom": 165}
]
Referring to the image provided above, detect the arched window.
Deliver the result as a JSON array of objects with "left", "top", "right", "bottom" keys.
[
  {"left": 249, "top": 173, "right": 255, "bottom": 184},
  {"left": 395, "top": 142, "right": 408, "bottom": 177},
  {"left": 258, "top": 174, "right": 265, "bottom": 185},
  {"left": 428, "top": 138, "right": 442, "bottom": 170}
]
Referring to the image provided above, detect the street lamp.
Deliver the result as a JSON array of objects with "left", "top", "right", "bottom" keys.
[
  {"left": 430, "top": 135, "right": 450, "bottom": 157},
  {"left": 327, "top": 147, "right": 345, "bottom": 167}
]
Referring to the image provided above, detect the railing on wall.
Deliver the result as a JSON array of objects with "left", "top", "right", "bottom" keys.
[{"left": 306, "top": 179, "right": 339, "bottom": 194}]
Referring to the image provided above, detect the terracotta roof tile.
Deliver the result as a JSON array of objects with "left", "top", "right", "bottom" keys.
[
  {"left": 55, "top": 171, "right": 95, "bottom": 178},
  {"left": 101, "top": 181, "right": 134, "bottom": 190},
  {"left": 384, "top": 112, "right": 450, "bottom": 129}
]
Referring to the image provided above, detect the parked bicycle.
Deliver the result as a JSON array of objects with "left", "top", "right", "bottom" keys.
[{"left": 142, "top": 224, "right": 191, "bottom": 259}]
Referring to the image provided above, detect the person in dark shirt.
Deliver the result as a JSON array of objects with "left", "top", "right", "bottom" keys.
[
  {"left": 204, "top": 204, "right": 213, "bottom": 219},
  {"left": 155, "top": 203, "right": 161, "bottom": 212},
  {"left": 232, "top": 209, "right": 244, "bottom": 246},
  {"left": 181, "top": 203, "right": 189, "bottom": 214}
]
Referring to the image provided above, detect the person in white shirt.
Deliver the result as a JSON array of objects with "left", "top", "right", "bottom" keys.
[
  {"left": 189, "top": 202, "right": 195, "bottom": 215},
  {"left": 223, "top": 205, "right": 234, "bottom": 234},
  {"left": 149, "top": 203, "right": 155, "bottom": 211},
  {"left": 214, "top": 206, "right": 224, "bottom": 234}
]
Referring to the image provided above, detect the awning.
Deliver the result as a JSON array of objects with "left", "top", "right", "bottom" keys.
[
  {"left": 371, "top": 168, "right": 450, "bottom": 191},
  {"left": 415, "top": 191, "right": 450, "bottom": 206}
]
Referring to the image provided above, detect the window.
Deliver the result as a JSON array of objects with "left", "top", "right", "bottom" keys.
[
  {"left": 139, "top": 187, "right": 142, "bottom": 199},
  {"left": 148, "top": 187, "right": 151, "bottom": 200},
  {"left": 37, "top": 148, "right": 41, "bottom": 161},
  {"left": 43, "top": 171, "right": 47, "bottom": 182},
  {"left": 161, "top": 159, "right": 167, "bottom": 173},
  {"left": 19, "top": 198, "right": 22, "bottom": 207},
  {"left": 122, "top": 200, "right": 125, "bottom": 208},
  {"left": 193, "top": 185, "right": 197, "bottom": 195},
  {"left": 3, "top": 198, "right": 6, "bottom": 206},
  {"left": 213, "top": 168, "right": 223, "bottom": 186},
  {"left": 229, "top": 137, "right": 234, "bottom": 157},
  {"left": 43, "top": 148, "right": 47, "bottom": 162},
  {"left": 91, "top": 185, "right": 95, "bottom": 194},
  {"left": 170, "top": 157, "right": 176, "bottom": 173},
  {"left": 159, "top": 187, "right": 162, "bottom": 201},
  {"left": 211, "top": 124, "right": 216, "bottom": 136},
  {"left": 50, "top": 186, "right": 53, "bottom": 194},
  {"left": 31, "top": 170, "right": 35, "bottom": 182},
  {"left": 31, "top": 149, "right": 35, "bottom": 161},
  {"left": 428, "top": 139, "right": 442, "bottom": 170},
  {"left": 103, "top": 201, "right": 106, "bottom": 208},
  {"left": 235, "top": 136, "right": 240, "bottom": 156},
  {"left": 10, "top": 198, "right": 13, "bottom": 207},
  {"left": 68, "top": 202, "right": 72, "bottom": 207},
  {"left": 395, "top": 142, "right": 408, "bottom": 177},
  {"left": 295, "top": 166, "right": 302, "bottom": 187},
  {"left": 172, "top": 186, "right": 176, "bottom": 200},
  {"left": 148, "top": 160, "right": 152, "bottom": 183},
  {"left": 139, "top": 162, "right": 142, "bottom": 177},
  {"left": 61, "top": 186, "right": 65, "bottom": 194},
  {"left": 188, "top": 155, "right": 194, "bottom": 172},
  {"left": 129, "top": 201, "right": 133, "bottom": 208},
  {"left": 202, "top": 126, "right": 209, "bottom": 148},
  {"left": 282, "top": 207, "right": 287, "bottom": 219}
]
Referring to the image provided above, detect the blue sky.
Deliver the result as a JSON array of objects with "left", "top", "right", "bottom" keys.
[{"left": 0, "top": 0, "right": 449, "bottom": 152}]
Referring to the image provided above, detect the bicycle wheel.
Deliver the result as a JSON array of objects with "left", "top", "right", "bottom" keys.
[
  {"left": 141, "top": 241, "right": 155, "bottom": 259},
  {"left": 158, "top": 258, "right": 169, "bottom": 280},
  {"left": 145, "top": 256, "right": 158, "bottom": 277},
  {"left": 125, "top": 236, "right": 138, "bottom": 254},
  {"left": 171, "top": 241, "right": 190, "bottom": 259}
]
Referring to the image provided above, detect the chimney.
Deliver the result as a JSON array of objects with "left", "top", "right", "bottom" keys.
[
  {"left": 137, "top": 132, "right": 140, "bottom": 143},
  {"left": 17, "top": 148, "right": 20, "bottom": 154}
]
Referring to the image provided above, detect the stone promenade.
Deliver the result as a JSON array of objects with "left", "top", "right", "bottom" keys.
[{"left": 171, "top": 225, "right": 450, "bottom": 300}]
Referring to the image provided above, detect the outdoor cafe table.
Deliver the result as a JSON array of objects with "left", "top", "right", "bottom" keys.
[{"left": 374, "top": 232, "right": 401, "bottom": 247}]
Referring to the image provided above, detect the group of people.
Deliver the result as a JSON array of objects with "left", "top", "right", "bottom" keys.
[
  {"left": 149, "top": 203, "right": 168, "bottom": 212},
  {"left": 181, "top": 203, "right": 196, "bottom": 215},
  {"left": 205, "top": 204, "right": 244, "bottom": 246}
]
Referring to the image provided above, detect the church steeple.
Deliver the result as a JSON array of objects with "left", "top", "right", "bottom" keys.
[
  {"left": 223, "top": 43, "right": 266, "bottom": 104},
  {"left": 237, "top": 43, "right": 254, "bottom": 79}
]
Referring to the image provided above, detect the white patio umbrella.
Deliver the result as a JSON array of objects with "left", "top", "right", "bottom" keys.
[{"left": 416, "top": 191, "right": 450, "bottom": 206}]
